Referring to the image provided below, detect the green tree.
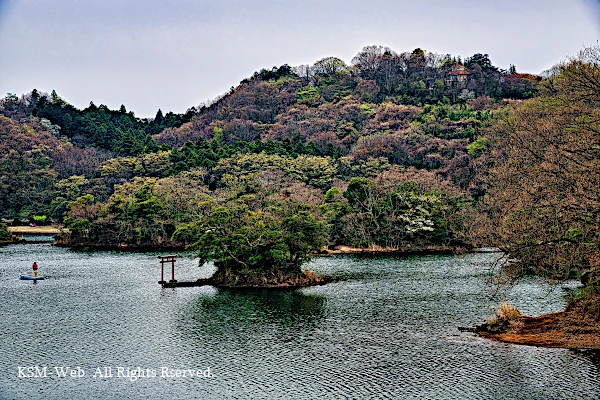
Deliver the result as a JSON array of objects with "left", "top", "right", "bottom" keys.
[
  {"left": 0, "top": 222, "right": 11, "bottom": 242},
  {"left": 340, "top": 178, "right": 456, "bottom": 248},
  {"left": 173, "top": 174, "right": 328, "bottom": 282},
  {"left": 295, "top": 86, "right": 323, "bottom": 107},
  {"left": 181, "top": 198, "right": 326, "bottom": 275}
]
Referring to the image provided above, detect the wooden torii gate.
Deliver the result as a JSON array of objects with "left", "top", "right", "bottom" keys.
[{"left": 158, "top": 254, "right": 178, "bottom": 285}]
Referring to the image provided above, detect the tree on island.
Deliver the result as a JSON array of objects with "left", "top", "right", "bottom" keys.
[{"left": 174, "top": 177, "right": 328, "bottom": 287}]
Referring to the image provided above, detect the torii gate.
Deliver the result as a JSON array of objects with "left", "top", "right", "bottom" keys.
[{"left": 158, "top": 254, "right": 178, "bottom": 285}]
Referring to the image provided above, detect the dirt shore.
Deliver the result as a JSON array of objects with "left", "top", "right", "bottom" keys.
[
  {"left": 8, "top": 226, "right": 61, "bottom": 234},
  {"left": 321, "top": 245, "right": 462, "bottom": 256},
  {"left": 477, "top": 310, "right": 600, "bottom": 349}
]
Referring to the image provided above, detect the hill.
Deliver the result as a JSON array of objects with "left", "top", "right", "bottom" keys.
[{"left": 2, "top": 45, "right": 535, "bottom": 243}]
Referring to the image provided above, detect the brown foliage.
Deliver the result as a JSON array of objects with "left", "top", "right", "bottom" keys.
[
  {"left": 154, "top": 125, "right": 203, "bottom": 147},
  {"left": 479, "top": 47, "right": 600, "bottom": 283},
  {"left": 362, "top": 102, "right": 420, "bottom": 133}
]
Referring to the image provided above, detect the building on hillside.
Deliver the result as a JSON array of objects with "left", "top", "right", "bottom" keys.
[{"left": 448, "top": 64, "right": 470, "bottom": 88}]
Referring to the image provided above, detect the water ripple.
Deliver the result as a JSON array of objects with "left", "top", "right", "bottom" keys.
[{"left": 0, "top": 245, "right": 597, "bottom": 399}]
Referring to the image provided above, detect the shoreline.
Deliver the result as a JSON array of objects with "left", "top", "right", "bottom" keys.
[
  {"left": 42, "top": 239, "right": 473, "bottom": 257},
  {"left": 162, "top": 269, "right": 330, "bottom": 289},
  {"left": 162, "top": 277, "right": 333, "bottom": 289},
  {"left": 475, "top": 311, "right": 600, "bottom": 350},
  {"left": 7, "top": 226, "right": 61, "bottom": 235},
  {"left": 320, "top": 245, "right": 470, "bottom": 256}
]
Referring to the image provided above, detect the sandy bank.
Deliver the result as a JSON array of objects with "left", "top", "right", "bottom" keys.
[{"left": 8, "top": 226, "right": 61, "bottom": 234}]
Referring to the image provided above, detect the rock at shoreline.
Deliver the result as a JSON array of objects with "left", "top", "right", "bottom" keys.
[{"left": 196, "top": 270, "right": 328, "bottom": 288}]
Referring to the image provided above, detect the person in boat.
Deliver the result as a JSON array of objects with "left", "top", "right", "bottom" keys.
[{"left": 32, "top": 262, "right": 39, "bottom": 278}]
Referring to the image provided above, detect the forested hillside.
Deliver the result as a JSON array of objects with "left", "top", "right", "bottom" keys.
[{"left": 1, "top": 45, "right": 537, "bottom": 253}]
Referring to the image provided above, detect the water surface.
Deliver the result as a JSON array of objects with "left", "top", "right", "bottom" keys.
[{"left": 0, "top": 242, "right": 597, "bottom": 399}]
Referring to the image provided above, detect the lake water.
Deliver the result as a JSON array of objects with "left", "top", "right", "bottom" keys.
[{"left": 0, "top": 241, "right": 598, "bottom": 399}]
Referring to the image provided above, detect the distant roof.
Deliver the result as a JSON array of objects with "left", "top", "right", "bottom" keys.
[{"left": 450, "top": 64, "right": 470, "bottom": 75}]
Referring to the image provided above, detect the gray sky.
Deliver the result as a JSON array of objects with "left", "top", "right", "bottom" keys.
[{"left": 0, "top": 0, "right": 598, "bottom": 118}]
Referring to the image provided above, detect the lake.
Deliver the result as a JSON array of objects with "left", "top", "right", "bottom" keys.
[{"left": 0, "top": 240, "right": 598, "bottom": 399}]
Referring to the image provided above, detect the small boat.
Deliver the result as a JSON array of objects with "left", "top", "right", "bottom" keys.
[{"left": 20, "top": 275, "right": 45, "bottom": 281}]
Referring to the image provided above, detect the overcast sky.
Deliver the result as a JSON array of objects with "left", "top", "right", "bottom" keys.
[{"left": 0, "top": 0, "right": 599, "bottom": 118}]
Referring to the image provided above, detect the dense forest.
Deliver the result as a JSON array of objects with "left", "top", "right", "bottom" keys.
[
  {"left": 0, "top": 46, "right": 537, "bottom": 238},
  {"left": 1, "top": 44, "right": 598, "bottom": 313}
]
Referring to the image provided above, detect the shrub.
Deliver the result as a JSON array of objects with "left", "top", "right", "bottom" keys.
[
  {"left": 0, "top": 222, "right": 11, "bottom": 241},
  {"left": 486, "top": 302, "right": 522, "bottom": 326},
  {"left": 466, "top": 137, "right": 489, "bottom": 158},
  {"left": 295, "top": 86, "right": 323, "bottom": 107},
  {"left": 32, "top": 215, "right": 48, "bottom": 225}
]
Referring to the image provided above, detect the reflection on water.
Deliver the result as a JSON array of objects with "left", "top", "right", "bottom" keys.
[
  {"left": 573, "top": 349, "right": 600, "bottom": 366},
  {"left": 182, "top": 288, "right": 327, "bottom": 335},
  {"left": 0, "top": 243, "right": 598, "bottom": 400}
]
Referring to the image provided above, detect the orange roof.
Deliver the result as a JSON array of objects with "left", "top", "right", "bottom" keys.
[{"left": 450, "top": 64, "right": 470, "bottom": 75}]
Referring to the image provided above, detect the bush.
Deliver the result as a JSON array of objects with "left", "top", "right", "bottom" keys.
[
  {"left": 486, "top": 302, "right": 522, "bottom": 325},
  {"left": 0, "top": 222, "right": 11, "bottom": 242},
  {"left": 32, "top": 215, "right": 48, "bottom": 225},
  {"left": 466, "top": 137, "right": 489, "bottom": 158},
  {"left": 295, "top": 86, "right": 323, "bottom": 107}
]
